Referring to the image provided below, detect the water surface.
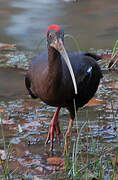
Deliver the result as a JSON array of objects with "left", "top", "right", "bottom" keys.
[
  {"left": 0, "top": 0, "right": 118, "bottom": 179},
  {"left": 0, "top": 0, "right": 118, "bottom": 51}
]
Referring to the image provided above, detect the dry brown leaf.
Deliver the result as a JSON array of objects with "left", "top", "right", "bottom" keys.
[
  {"left": 47, "top": 156, "right": 64, "bottom": 165},
  {"left": 85, "top": 98, "right": 104, "bottom": 107},
  {"left": 20, "top": 158, "right": 40, "bottom": 165},
  {"left": 47, "top": 156, "right": 65, "bottom": 170}
]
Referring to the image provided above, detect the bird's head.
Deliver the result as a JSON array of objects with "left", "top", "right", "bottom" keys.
[
  {"left": 46, "top": 25, "right": 77, "bottom": 95},
  {"left": 47, "top": 24, "right": 64, "bottom": 47}
]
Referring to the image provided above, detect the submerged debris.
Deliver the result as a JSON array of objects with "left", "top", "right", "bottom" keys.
[
  {"left": 0, "top": 51, "right": 33, "bottom": 70},
  {"left": 6, "top": 53, "right": 29, "bottom": 70}
]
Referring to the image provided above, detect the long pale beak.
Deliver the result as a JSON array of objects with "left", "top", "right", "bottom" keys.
[{"left": 50, "top": 38, "right": 78, "bottom": 94}]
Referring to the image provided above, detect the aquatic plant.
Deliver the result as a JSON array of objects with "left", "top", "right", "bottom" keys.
[
  {"left": 64, "top": 34, "right": 80, "bottom": 51},
  {"left": 0, "top": 110, "right": 13, "bottom": 180},
  {"left": 108, "top": 40, "right": 118, "bottom": 68},
  {"left": 64, "top": 102, "right": 118, "bottom": 180}
]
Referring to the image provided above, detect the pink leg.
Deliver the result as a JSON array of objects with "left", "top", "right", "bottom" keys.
[
  {"left": 45, "top": 107, "right": 61, "bottom": 150},
  {"left": 65, "top": 118, "right": 73, "bottom": 153}
]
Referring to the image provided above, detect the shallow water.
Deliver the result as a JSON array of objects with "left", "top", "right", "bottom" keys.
[
  {"left": 0, "top": 68, "right": 118, "bottom": 179},
  {"left": 0, "top": 68, "right": 26, "bottom": 100},
  {"left": 0, "top": 0, "right": 118, "bottom": 179}
]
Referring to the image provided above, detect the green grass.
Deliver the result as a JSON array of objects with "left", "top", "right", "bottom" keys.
[
  {"left": 64, "top": 99, "right": 118, "bottom": 180},
  {"left": 108, "top": 40, "right": 118, "bottom": 68},
  {"left": 0, "top": 111, "right": 13, "bottom": 180},
  {"left": 1, "top": 34, "right": 118, "bottom": 179},
  {"left": 60, "top": 36, "right": 118, "bottom": 179},
  {"left": 64, "top": 34, "right": 80, "bottom": 51},
  {"left": 111, "top": 40, "right": 118, "bottom": 59}
]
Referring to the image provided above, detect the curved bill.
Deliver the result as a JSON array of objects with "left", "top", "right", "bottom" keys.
[{"left": 50, "top": 38, "right": 78, "bottom": 94}]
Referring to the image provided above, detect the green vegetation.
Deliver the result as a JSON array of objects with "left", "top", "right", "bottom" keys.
[
  {"left": 64, "top": 34, "right": 80, "bottom": 51},
  {"left": 111, "top": 40, "right": 118, "bottom": 59},
  {"left": 1, "top": 36, "right": 118, "bottom": 179},
  {"left": 0, "top": 111, "right": 13, "bottom": 180},
  {"left": 108, "top": 40, "right": 118, "bottom": 68},
  {"left": 64, "top": 100, "right": 118, "bottom": 180}
]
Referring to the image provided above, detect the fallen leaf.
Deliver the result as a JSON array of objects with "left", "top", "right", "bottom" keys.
[
  {"left": 47, "top": 156, "right": 64, "bottom": 165},
  {"left": 85, "top": 98, "right": 104, "bottom": 107},
  {"left": 20, "top": 158, "right": 40, "bottom": 165},
  {"left": 47, "top": 156, "right": 65, "bottom": 170}
]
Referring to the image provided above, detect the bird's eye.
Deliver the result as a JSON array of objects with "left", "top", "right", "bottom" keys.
[{"left": 49, "top": 33, "right": 53, "bottom": 39}]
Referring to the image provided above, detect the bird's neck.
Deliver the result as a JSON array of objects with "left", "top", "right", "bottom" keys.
[
  {"left": 47, "top": 46, "right": 62, "bottom": 90},
  {"left": 48, "top": 46, "right": 62, "bottom": 75}
]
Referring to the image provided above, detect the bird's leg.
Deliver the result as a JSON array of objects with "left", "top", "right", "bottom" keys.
[
  {"left": 55, "top": 119, "right": 61, "bottom": 141},
  {"left": 45, "top": 107, "right": 61, "bottom": 150},
  {"left": 64, "top": 118, "right": 73, "bottom": 153}
]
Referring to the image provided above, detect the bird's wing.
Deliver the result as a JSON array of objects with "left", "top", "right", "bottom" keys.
[
  {"left": 68, "top": 51, "right": 102, "bottom": 61},
  {"left": 25, "top": 51, "right": 49, "bottom": 99},
  {"left": 25, "top": 73, "right": 38, "bottom": 99},
  {"left": 68, "top": 52, "right": 102, "bottom": 85},
  {"left": 76, "top": 63, "right": 93, "bottom": 85},
  {"left": 84, "top": 52, "right": 102, "bottom": 61}
]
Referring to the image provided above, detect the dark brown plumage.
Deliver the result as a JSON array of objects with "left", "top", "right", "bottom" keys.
[{"left": 25, "top": 25, "right": 102, "bottom": 151}]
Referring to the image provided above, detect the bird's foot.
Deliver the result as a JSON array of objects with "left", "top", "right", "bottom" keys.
[{"left": 45, "top": 120, "right": 61, "bottom": 150}]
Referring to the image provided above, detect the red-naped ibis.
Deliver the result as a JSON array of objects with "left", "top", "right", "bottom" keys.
[{"left": 25, "top": 25, "right": 102, "bottom": 151}]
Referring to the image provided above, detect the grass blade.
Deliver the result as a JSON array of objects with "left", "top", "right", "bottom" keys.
[
  {"left": 111, "top": 40, "right": 118, "bottom": 58},
  {"left": 64, "top": 34, "right": 80, "bottom": 51}
]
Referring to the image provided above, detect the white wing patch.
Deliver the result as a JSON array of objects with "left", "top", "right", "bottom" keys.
[{"left": 87, "top": 66, "right": 92, "bottom": 73}]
